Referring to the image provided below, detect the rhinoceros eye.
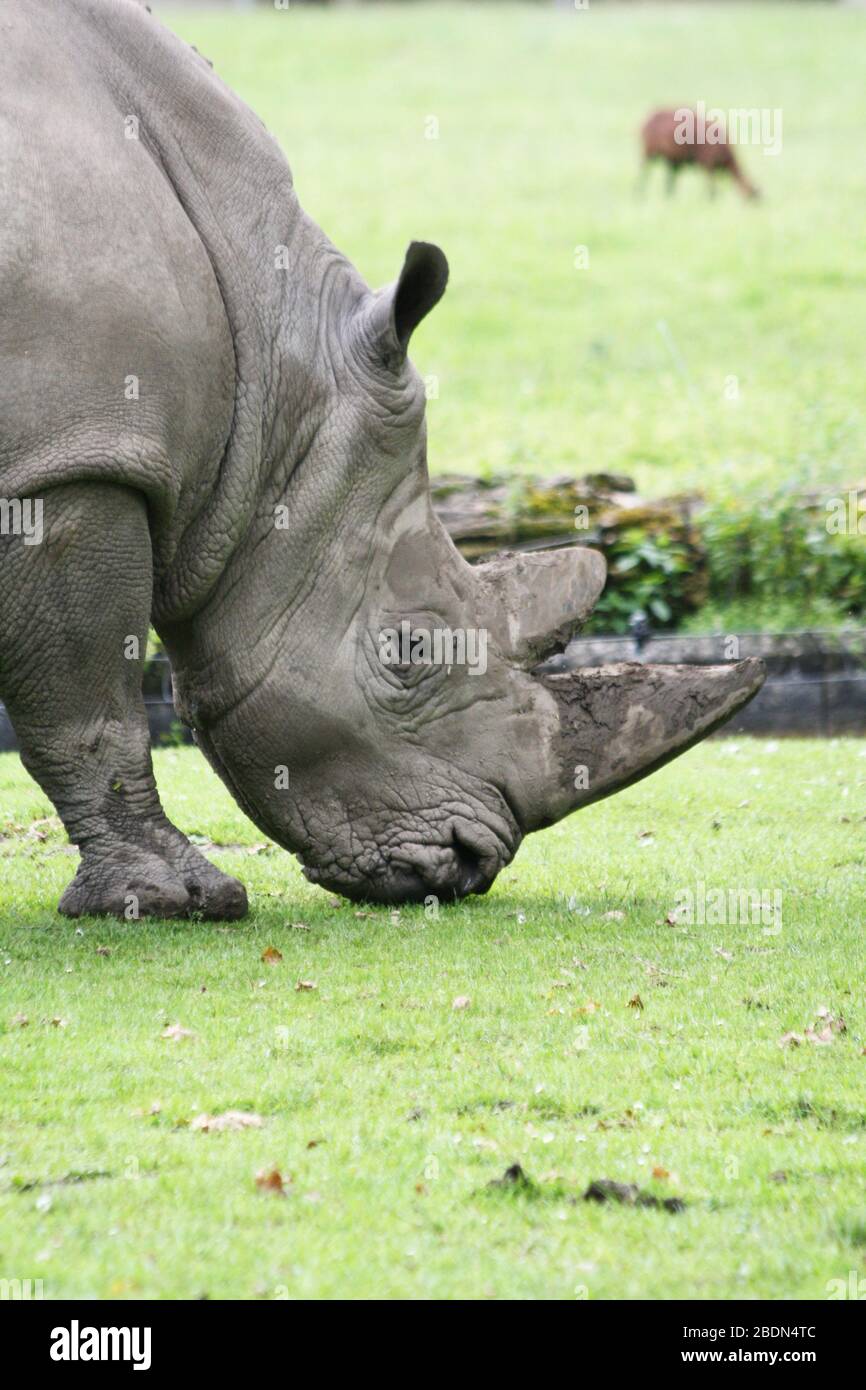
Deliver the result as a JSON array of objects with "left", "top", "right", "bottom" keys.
[
  {"left": 376, "top": 619, "right": 439, "bottom": 687},
  {"left": 358, "top": 613, "right": 452, "bottom": 719},
  {"left": 360, "top": 612, "right": 450, "bottom": 708}
]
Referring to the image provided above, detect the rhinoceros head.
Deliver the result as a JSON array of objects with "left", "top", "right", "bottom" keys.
[{"left": 187, "top": 243, "right": 764, "bottom": 904}]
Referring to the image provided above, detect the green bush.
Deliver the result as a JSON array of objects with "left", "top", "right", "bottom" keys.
[
  {"left": 586, "top": 487, "right": 866, "bottom": 636},
  {"left": 586, "top": 527, "right": 697, "bottom": 634},
  {"left": 700, "top": 491, "right": 866, "bottom": 617}
]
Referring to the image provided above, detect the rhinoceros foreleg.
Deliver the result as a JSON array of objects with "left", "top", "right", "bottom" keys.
[{"left": 0, "top": 483, "right": 247, "bottom": 920}]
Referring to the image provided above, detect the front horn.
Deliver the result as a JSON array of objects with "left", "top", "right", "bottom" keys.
[{"left": 527, "top": 658, "right": 766, "bottom": 828}]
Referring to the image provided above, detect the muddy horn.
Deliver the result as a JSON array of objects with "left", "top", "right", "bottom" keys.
[{"left": 527, "top": 658, "right": 766, "bottom": 828}]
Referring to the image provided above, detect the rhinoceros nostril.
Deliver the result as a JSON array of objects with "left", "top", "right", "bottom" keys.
[{"left": 450, "top": 834, "right": 490, "bottom": 898}]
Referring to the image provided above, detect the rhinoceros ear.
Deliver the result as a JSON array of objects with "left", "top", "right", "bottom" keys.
[{"left": 371, "top": 242, "right": 449, "bottom": 365}]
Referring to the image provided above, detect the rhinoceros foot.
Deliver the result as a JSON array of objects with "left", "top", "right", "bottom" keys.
[
  {"left": 180, "top": 860, "right": 249, "bottom": 920},
  {"left": 59, "top": 840, "right": 248, "bottom": 921},
  {"left": 59, "top": 844, "right": 193, "bottom": 920},
  {"left": 144, "top": 824, "right": 250, "bottom": 920}
]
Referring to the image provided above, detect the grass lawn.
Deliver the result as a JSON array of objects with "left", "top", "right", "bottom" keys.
[
  {"left": 1, "top": 740, "right": 864, "bottom": 1300},
  {"left": 155, "top": 1, "right": 866, "bottom": 499}
]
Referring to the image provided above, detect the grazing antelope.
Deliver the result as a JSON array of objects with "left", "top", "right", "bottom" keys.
[{"left": 640, "top": 108, "right": 760, "bottom": 200}]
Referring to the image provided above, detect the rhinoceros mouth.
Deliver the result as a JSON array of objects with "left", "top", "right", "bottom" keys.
[
  {"left": 298, "top": 810, "right": 518, "bottom": 905},
  {"left": 300, "top": 850, "right": 492, "bottom": 905}
]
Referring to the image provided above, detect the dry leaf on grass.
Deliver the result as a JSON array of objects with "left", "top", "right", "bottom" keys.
[
  {"left": 814, "top": 1007, "right": 846, "bottom": 1035},
  {"left": 255, "top": 1167, "right": 289, "bottom": 1195},
  {"left": 161, "top": 1023, "right": 194, "bottom": 1042},
  {"left": 779, "top": 1008, "right": 846, "bottom": 1049},
  {"left": 627, "top": 993, "right": 644, "bottom": 1012},
  {"left": 131, "top": 1100, "right": 162, "bottom": 1119},
  {"left": 261, "top": 945, "right": 283, "bottom": 965},
  {"left": 295, "top": 979, "right": 317, "bottom": 992},
  {"left": 191, "top": 1111, "right": 263, "bottom": 1133},
  {"left": 804, "top": 1026, "right": 834, "bottom": 1046}
]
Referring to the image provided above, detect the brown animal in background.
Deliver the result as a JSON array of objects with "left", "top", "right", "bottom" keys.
[{"left": 640, "top": 108, "right": 760, "bottom": 200}]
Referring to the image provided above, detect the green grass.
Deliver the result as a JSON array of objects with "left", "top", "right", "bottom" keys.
[
  {"left": 155, "top": 1, "right": 866, "bottom": 498},
  {"left": 2, "top": 739, "right": 865, "bottom": 1300}
]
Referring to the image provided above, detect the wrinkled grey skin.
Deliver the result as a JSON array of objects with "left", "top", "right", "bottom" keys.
[{"left": 0, "top": 0, "right": 764, "bottom": 919}]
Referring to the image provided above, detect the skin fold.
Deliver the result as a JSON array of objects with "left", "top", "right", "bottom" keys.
[{"left": 0, "top": 0, "right": 764, "bottom": 919}]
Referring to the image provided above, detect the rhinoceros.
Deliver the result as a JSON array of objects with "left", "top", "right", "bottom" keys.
[{"left": 0, "top": 0, "right": 764, "bottom": 920}]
